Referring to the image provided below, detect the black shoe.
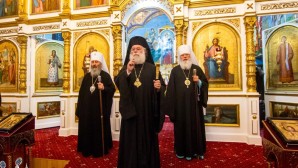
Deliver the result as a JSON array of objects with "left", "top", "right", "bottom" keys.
[{"left": 199, "top": 155, "right": 204, "bottom": 160}]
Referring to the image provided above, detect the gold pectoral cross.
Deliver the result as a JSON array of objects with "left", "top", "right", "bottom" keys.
[
  {"left": 134, "top": 78, "right": 142, "bottom": 88},
  {"left": 185, "top": 78, "right": 190, "bottom": 88}
]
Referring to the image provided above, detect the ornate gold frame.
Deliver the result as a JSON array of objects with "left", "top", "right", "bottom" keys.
[
  {"left": 192, "top": 22, "right": 242, "bottom": 91},
  {"left": 204, "top": 104, "right": 240, "bottom": 127},
  {"left": 37, "top": 101, "right": 61, "bottom": 119}
]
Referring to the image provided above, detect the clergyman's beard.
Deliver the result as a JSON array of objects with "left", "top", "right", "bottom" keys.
[
  {"left": 130, "top": 52, "right": 146, "bottom": 64},
  {"left": 180, "top": 59, "right": 192, "bottom": 70},
  {"left": 90, "top": 66, "right": 101, "bottom": 77}
]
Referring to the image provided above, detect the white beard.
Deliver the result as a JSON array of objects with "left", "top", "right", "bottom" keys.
[
  {"left": 180, "top": 59, "right": 192, "bottom": 70},
  {"left": 130, "top": 52, "right": 146, "bottom": 64},
  {"left": 90, "top": 66, "right": 101, "bottom": 77}
]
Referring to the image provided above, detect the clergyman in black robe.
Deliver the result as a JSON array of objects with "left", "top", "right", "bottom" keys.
[
  {"left": 115, "top": 36, "right": 165, "bottom": 168},
  {"left": 166, "top": 45, "right": 209, "bottom": 160},
  {"left": 76, "top": 51, "right": 115, "bottom": 157}
]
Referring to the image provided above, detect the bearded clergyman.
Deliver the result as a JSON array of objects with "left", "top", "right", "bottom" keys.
[
  {"left": 115, "top": 36, "right": 166, "bottom": 168},
  {"left": 76, "top": 51, "right": 115, "bottom": 157},
  {"left": 166, "top": 45, "right": 209, "bottom": 161}
]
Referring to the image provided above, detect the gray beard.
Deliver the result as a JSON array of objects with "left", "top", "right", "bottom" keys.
[
  {"left": 130, "top": 52, "right": 146, "bottom": 64},
  {"left": 90, "top": 67, "right": 101, "bottom": 77},
  {"left": 180, "top": 60, "right": 192, "bottom": 70}
]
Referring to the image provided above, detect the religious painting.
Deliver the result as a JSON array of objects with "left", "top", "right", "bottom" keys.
[
  {"left": 204, "top": 104, "right": 239, "bottom": 127},
  {"left": 31, "top": 0, "right": 60, "bottom": 14},
  {"left": 35, "top": 41, "right": 64, "bottom": 92},
  {"left": 0, "top": 0, "right": 18, "bottom": 17},
  {"left": 265, "top": 25, "right": 298, "bottom": 91},
  {"left": 267, "top": 117, "right": 298, "bottom": 146},
  {"left": 37, "top": 101, "right": 60, "bottom": 119},
  {"left": 193, "top": 22, "right": 241, "bottom": 91},
  {"left": 74, "top": 0, "right": 108, "bottom": 9},
  {"left": 0, "top": 102, "right": 17, "bottom": 120},
  {"left": 255, "top": 14, "right": 298, "bottom": 67},
  {"left": 73, "top": 32, "right": 110, "bottom": 92},
  {"left": 0, "top": 40, "right": 18, "bottom": 92},
  {"left": 270, "top": 101, "right": 298, "bottom": 118},
  {"left": 126, "top": 9, "right": 175, "bottom": 82}
]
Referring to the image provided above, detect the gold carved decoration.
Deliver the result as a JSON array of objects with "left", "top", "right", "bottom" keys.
[
  {"left": 17, "top": 35, "right": 28, "bottom": 94},
  {"left": 194, "top": 7, "right": 236, "bottom": 16},
  {"left": 261, "top": 2, "right": 298, "bottom": 10},
  {"left": 73, "top": 31, "right": 87, "bottom": 42},
  {"left": 0, "top": 29, "right": 18, "bottom": 35},
  {"left": 112, "top": 24, "right": 122, "bottom": 77},
  {"left": 174, "top": 19, "right": 184, "bottom": 63},
  {"left": 244, "top": 16, "right": 257, "bottom": 92},
  {"left": 95, "top": 29, "right": 110, "bottom": 39},
  {"left": 183, "top": 21, "right": 189, "bottom": 45},
  {"left": 247, "top": 3, "right": 254, "bottom": 10},
  {"left": 192, "top": 22, "right": 203, "bottom": 32},
  {"left": 62, "top": 0, "right": 71, "bottom": 15},
  {"left": 76, "top": 20, "right": 108, "bottom": 27},
  {"left": 62, "top": 32, "right": 71, "bottom": 93},
  {"left": 17, "top": 0, "right": 28, "bottom": 22},
  {"left": 224, "top": 19, "right": 240, "bottom": 32},
  {"left": 32, "top": 24, "right": 60, "bottom": 31}
]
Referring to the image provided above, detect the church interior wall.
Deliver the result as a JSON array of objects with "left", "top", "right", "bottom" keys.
[{"left": 0, "top": 0, "right": 297, "bottom": 145}]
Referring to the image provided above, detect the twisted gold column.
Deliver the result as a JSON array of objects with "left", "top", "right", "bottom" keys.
[
  {"left": 17, "top": 35, "right": 28, "bottom": 94},
  {"left": 244, "top": 16, "right": 257, "bottom": 92},
  {"left": 112, "top": 24, "right": 122, "bottom": 77},
  {"left": 18, "top": 0, "right": 28, "bottom": 21},
  {"left": 183, "top": 21, "right": 189, "bottom": 45},
  {"left": 174, "top": 19, "right": 184, "bottom": 63},
  {"left": 62, "top": 31, "right": 71, "bottom": 93},
  {"left": 62, "top": 0, "right": 71, "bottom": 14}
]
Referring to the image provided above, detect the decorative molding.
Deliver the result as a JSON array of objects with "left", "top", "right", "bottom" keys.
[
  {"left": 0, "top": 28, "right": 18, "bottom": 35},
  {"left": 224, "top": 18, "right": 240, "bottom": 32},
  {"left": 261, "top": 2, "right": 298, "bottom": 10},
  {"left": 73, "top": 31, "right": 87, "bottom": 42},
  {"left": 32, "top": 24, "right": 60, "bottom": 31},
  {"left": 76, "top": 20, "right": 108, "bottom": 27},
  {"left": 194, "top": 7, "right": 236, "bottom": 16},
  {"left": 95, "top": 29, "right": 110, "bottom": 39},
  {"left": 192, "top": 21, "right": 203, "bottom": 32}
]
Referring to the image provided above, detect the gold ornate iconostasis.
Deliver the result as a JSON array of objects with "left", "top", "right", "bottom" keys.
[{"left": 193, "top": 22, "right": 241, "bottom": 91}]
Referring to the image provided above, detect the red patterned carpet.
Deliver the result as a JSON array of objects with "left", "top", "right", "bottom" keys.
[{"left": 32, "top": 121, "right": 268, "bottom": 168}]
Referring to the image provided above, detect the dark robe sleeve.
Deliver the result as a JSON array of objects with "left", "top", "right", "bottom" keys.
[
  {"left": 101, "top": 71, "right": 116, "bottom": 116},
  {"left": 114, "top": 66, "right": 137, "bottom": 120},
  {"left": 197, "top": 67, "right": 209, "bottom": 108},
  {"left": 154, "top": 71, "right": 166, "bottom": 133},
  {"left": 165, "top": 67, "right": 176, "bottom": 122}
]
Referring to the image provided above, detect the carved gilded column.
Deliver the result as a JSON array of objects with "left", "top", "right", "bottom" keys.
[
  {"left": 62, "top": 31, "right": 71, "bottom": 93},
  {"left": 112, "top": 24, "right": 122, "bottom": 77},
  {"left": 183, "top": 21, "right": 189, "bottom": 45},
  {"left": 17, "top": 35, "right": 28, "bottom": 94},
  {"left": 174, "top": 19, "right": 184, "bottom": 63},
  {"left": 244, "top": 16, "right": 257, "bottom": 92},
  {"left": 61, "top": 0, "right": 71, "bottom": 16},
  {"left": 18, "top": 0, "right": 28, "bottom": 21}
]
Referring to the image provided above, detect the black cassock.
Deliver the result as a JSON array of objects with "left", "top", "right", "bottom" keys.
[
  {"left": 76, "top": 71, "right": 115, "bottom": 157},
  {"left": 115, "top": 62, "right": 165, "bottom": 168},
  {"left": 166, "top": 64, "right": 208, "bottom": 157}
]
